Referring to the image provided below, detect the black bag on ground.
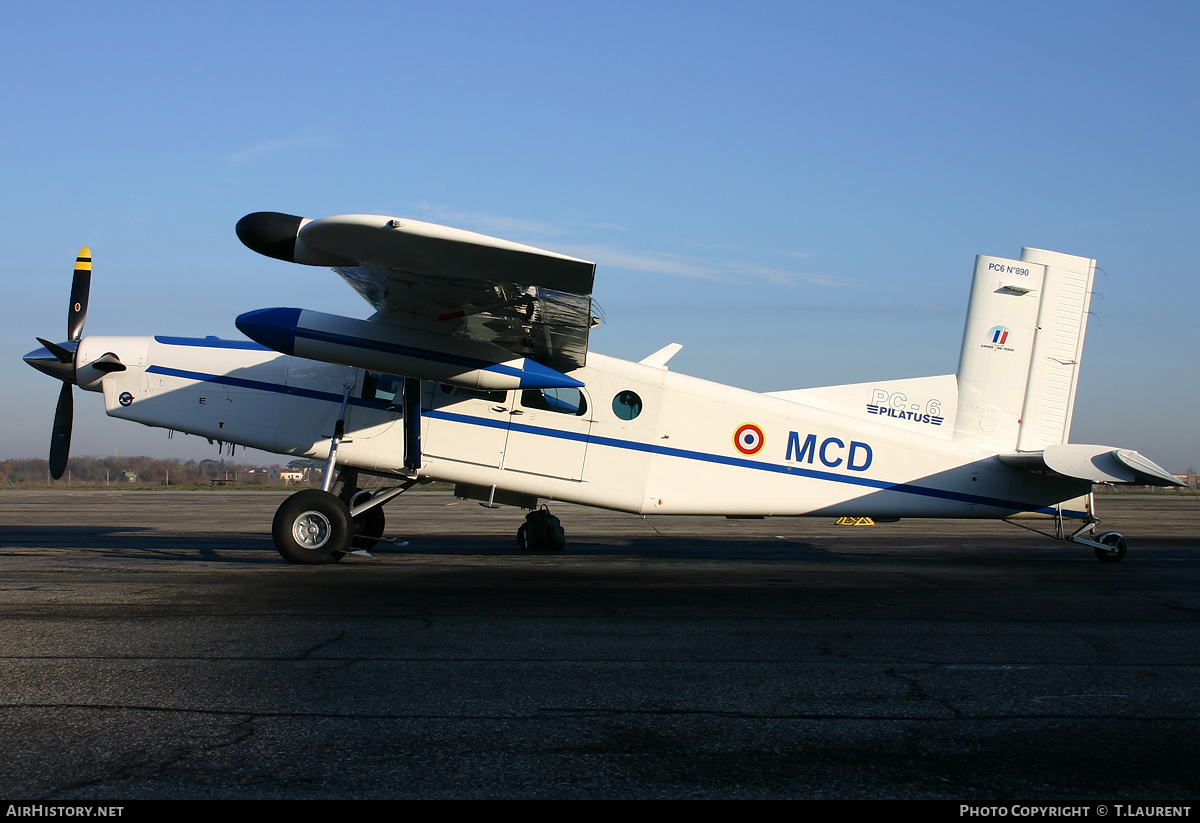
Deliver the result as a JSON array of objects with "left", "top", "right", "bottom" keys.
[{"left": 520, "top": 506, "right": 566, "bottom": 551}]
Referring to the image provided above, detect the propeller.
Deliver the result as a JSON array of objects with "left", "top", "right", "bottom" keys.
[{"left": 23, "top": 248, "right": 92, "bottom": 479}]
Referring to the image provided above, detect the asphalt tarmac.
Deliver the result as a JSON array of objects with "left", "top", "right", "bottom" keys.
[{"left": 0, "top": 489, "right": 1198, "bottom": 800}]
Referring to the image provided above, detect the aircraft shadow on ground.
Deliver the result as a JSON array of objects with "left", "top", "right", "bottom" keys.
[
  {"left": 0, "top": 523, "right": 892, "bottom": 565},
  {"left": 3, "top": 523, "right": 1194, "bottom": 567}
]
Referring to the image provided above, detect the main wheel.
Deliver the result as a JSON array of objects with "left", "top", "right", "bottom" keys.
[
  {"left": 272, "top": 489, "right": 352, "bottom": 564},
  {"left": 352, "top": 504, "right": 386, "bottom": 550},
  {"left": 1094, "top": 531, "right": 1127, "bottom": 563}
]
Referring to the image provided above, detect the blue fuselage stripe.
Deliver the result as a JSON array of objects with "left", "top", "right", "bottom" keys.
[{"left": 144, "top": 363, "right": 1081, "bottom": 516}]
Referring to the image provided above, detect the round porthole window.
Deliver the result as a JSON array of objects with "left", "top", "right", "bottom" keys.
[{"left": 612, "top": 390, "right": 643, "bottom": 421}]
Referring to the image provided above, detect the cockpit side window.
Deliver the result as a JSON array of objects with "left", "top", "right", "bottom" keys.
[{"left": 521, "top": 387, "right": 588, "bottom": 416}]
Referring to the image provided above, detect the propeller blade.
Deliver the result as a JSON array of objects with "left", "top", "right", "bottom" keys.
[
  {"left": 49, "top": 382, "right": 73, "bottom": 480},
  {"left": 35, "top": 336, "right": 74, "bottom": 364},
  {"left": 67, "top": 247, "right": 91, "bottom": 342}
]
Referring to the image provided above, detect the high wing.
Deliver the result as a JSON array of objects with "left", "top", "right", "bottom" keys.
[{"left": 236, "top": 212, "right": 597, "bottom": 373}]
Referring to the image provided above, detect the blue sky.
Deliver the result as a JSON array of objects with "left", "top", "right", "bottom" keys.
[{"left": 3, "top": 1, "right": 1198, "bottom": 470}]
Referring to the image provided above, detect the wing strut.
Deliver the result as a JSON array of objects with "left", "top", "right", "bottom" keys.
[{"left": 403, "top": 377, "right": 422, "bottom": 474}]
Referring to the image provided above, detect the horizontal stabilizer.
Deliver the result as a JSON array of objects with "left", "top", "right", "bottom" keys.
[{"left": 999, "top": 444, "right": 1183, "bottom": 487}]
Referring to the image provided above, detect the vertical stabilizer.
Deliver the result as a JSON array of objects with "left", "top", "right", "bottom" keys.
[{"left": 953, "top": 249, "right": 1096, "bottom": 451}]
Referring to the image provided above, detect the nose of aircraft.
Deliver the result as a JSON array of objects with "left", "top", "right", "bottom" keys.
[{"left": 23, "top": 339, "right": 77, "bottom": 383}]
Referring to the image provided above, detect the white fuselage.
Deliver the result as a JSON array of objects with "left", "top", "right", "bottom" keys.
[{"left": 78, "top": 334, "right": 1089, "bottom": 519}]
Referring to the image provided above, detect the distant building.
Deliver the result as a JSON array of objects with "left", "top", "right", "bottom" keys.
[{"left": 272, "top": 468, "right": 307, "bottom": 484}]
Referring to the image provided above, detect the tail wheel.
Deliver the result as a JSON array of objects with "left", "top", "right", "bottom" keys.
[
  {"left": 1095, "top": 531, "right": 1127, "bottom": 563},
  {"left": 272, "top": 489, "right": 351, "bottom": 564}
]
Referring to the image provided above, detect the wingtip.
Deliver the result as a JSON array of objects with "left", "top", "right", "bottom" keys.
[
  {"left": 237, "top": 212, "right": 357, "bottom": 266},
  {"left": 236, "top": 212, "right": 305, "bottom": 262}
]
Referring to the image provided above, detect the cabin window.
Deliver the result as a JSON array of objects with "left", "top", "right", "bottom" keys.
[
  {"left": 521, "top": 387, "right": 588, "bottom": 416},
  {"left": 611, "top": 390, "right": 643, "bottom": 421}
]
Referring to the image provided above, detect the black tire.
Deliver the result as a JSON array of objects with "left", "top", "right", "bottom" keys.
[
  {"left": 272, "top": 489, "right": 352, "bottom": 564},
  {"left": 1095, "top": 531, "right": 1127, "bottom": 563},
  {"left": 517, "top": 524, "right": 529, "bottom": 549},
  {"left": 352, "top": 504, "right": 386, "bottom": 550}
]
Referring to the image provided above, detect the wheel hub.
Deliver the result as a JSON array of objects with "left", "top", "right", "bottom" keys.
[{"left": 293, "top": 510, "right": 332, "bottom": 549}]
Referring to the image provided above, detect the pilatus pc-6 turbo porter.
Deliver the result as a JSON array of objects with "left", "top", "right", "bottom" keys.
[{"left": 24, "top": 212, "right": 1182, "bottom": 563}]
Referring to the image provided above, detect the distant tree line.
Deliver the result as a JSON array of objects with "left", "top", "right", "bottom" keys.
[{"left": 0, "top": 456, "right": 301, "bottom": 487}]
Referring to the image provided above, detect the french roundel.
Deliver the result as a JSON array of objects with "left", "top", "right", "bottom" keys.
[{"left": 733, "top": 423, "right": 765, "bottom": 456}]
